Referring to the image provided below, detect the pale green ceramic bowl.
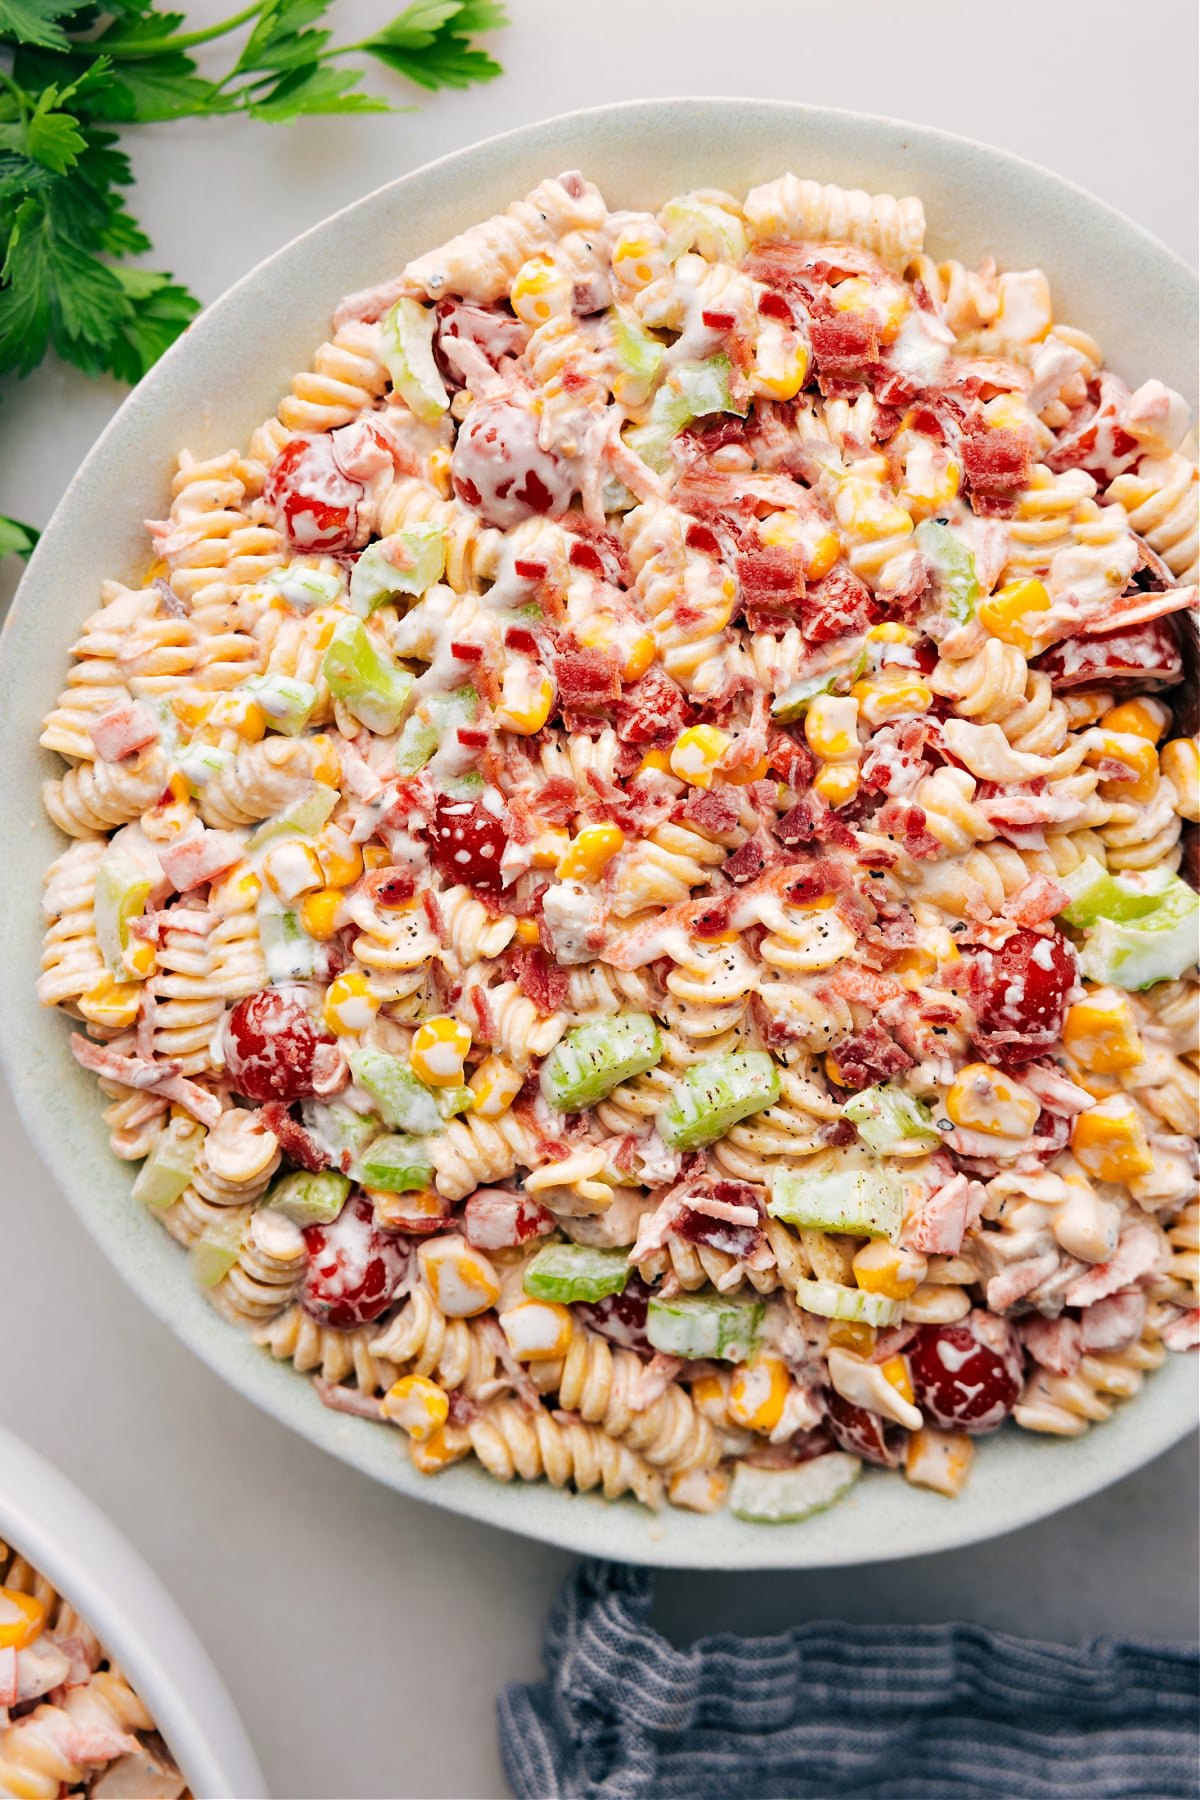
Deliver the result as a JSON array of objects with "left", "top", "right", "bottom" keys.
[{"left": 2, "top": 100, "right": 1195, "bottom": 1568}]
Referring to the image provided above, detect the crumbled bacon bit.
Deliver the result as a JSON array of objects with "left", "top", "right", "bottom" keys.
[
  {"left": 615, "top": 666, "right": 693, "bottom": 743},
  {"left": 801, "top": 563, "right": 881, "bottom": 641},
  {"left": 514, "top": 946, "right": 570, "bottom": 1015},
  {"left": 829, "top": 1021, "right": 914, "bottom": 1091},
  {"left": 258, "top": 1101, "right": 329, "bottom": 1174},
  {"left": 681, "top": 786, "right": 741, "bottom": 834},
  {"left": 553, "top": 647, "right": 621, "bottom": 709}
]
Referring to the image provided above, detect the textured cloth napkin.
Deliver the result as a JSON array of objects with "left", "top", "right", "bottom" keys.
[{"left": 498, "top": 1560, "right": 1200, "bottom": 1799}]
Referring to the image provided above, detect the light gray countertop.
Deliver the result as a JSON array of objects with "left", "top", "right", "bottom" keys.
[{"left": 2, "top": 4, "right": 1197, "bottom": 1795}]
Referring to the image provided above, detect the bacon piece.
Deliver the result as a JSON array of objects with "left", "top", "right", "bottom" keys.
[
  {"left": 1002, "top": 874, "right": 1072, "bottom": 927},
  {"left": 614, "top": 666, "right": 693, "bottom": 743},
  {"left": 1079, "top": 1289, "right": 1146, "bottom": 1353},
  {"left": 766, "top": 730, "right": 815, "bottom": 787},
  {"left": 960, "top": 423, "right": 1033, "bottom": 506},
  {"left": 463, "top": 1188, "right": 556, "bottom": 1251},
  {"left": 875, "top": 798, "right": 942, "bottom": 858},
  {"left": 985, "top": 1252, "right": 1062, "bottom": 1314},
  {"left": 810, "top": 312, "right": 879, "bottom": 375},
  {"left": 68, "top": 1034, "right": 222, "bottom": 1127},
  {"left": 1063, "top": 1223, "right": 1163, "bottom": 1309},
  {"left": 553, "top": 647, "right": 621, "bottom": 710},
  {"left": 828, "top": 1021, "right": 914, "bottom": 1091},
  {"left": 1033, "top": 617, "right": 1184, "bottom": 689},
  {"left": 1021, "top": 1314, "right": 1083, "bottom": 1376},
  {"left": 88, "top": 701, "right": 160, "bottom": 761},
  {"left": 681, "top": 786, "right": 741, "bottom": 835},
  {"left": 724, "top": 837, "right": 768, "bottom": 884},
  {"left": 158, "top": 828, "right": 244, "bottom": 892},
  {"left": 1159, "top": 1307, "right": 1200, "bottom": 1353},
  {"left": 902, "top": 1172, "right": 986, "bottom": 1256},
  {"left": 801, "top": 563, "right": 880, "bottom": 642},
  {"left": 258, "top": 1100, "right": 329, "bottom": 1173},
  {"left": 514, "top": 946, "right": 570, "bottom": 1015},
  {"left": 736, "top": 544, "right": 805, "bottom": 626},
  {"left": 314, "top": 1376, "right": 385, "bottom": 1420}
]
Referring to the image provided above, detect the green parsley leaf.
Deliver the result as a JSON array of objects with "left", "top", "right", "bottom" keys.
[
  {"left": 247, "top": 63, "right": 390, "bottom": 122},
  {"left": 26, "top": 89, "right": 87, "bottom": 173},
  {"left": 235, "top": 0, "right": 335, "bottom": 76},
  {"left": 364, "top": 0, "right": 506, "bottom": 91},
  {"left": 0, "top": 1, "right": 77, "bottom": 52},
  {"left": 107, "top": 263, "right": 200, "bottom": 380},
  {"left": 0, "top": 514, "right": 38, "bottom": 557}
]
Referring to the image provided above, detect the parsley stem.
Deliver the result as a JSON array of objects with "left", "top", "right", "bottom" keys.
[{"left": 101, "top": 3, "right": 262, "bottom": 60}]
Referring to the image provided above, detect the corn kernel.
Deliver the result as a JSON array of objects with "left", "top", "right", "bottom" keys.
[
  {"left": 557, "top": 822, "right": 625, "bottom": 881},
  {"left": 880, "top": 1354, "right": 914, "bottom": 1405},
  {"left": 411, "top": 1014, "right": 472, "bottom": 1086},
  {"left": 1089, "top": 731, "right": 1160, "bottom": 804},
  {"left": 905, "top": 1427, "right": 974, "bottom": 1497},
  {"left": 209, "top": 865, "right": 261, "bottom": 912},
  {"left": 1070, "top": 1095, "right": 1155, "bottom": 1182},
  {"left": 0, "top": 1586, "right": 48, "bottom": 1652},
  {"left": 1063, "top": 989, "right": 1144, "bottom": 1074},
  {"left": 418, "top": 1235, "right": 500, "bottom": 1317},
  {"left": 978, "top": 578, "right": 1052, "bottom": 653},
  {"left": 263, "top": 840, "right": 324, "bottom": 901},
  {"left": 1101, "top": 698, "right": 1170, "bottom": 743},
  {"left": 499, "top": 1298, "right": 574, "bottom": 1361},
  {"left": 750, "top": 321, "right": 809, "bottom": 400},
  {"left": 813, "top": 763, "right": 859, "bottom": 807},
  {"left": 171, "top": 692, "right": 211, "bottom": 730},
  {"left": 668, "top": 1467, "right": 732, "bottom": 1513},
  {"left": 611, "top": 228, "right": 664, "bottom": 290},
  {"left": 804, "top": 694, "right": 859, "bottom": 761},
  {"left": 670, "top": 723, "right": 732, "bottom": 788},
  {"left": 806, "top": 529, "right": 842, "bottom": 580},
  {"left": 622, "top": 631, "right": 657, "bottom": 681},
  {"left": 725, "top": 751, "right": 770, "bottom": 786},
  {"left": 408, "top": 1426, "right": 469, "bottom": 1473},
  {"left": 469, "top": 1054, "right": 523, "bottom": 1119},
  {"left": 208, "top": 690, "right": 266, "bottom": 741},
  {"left": 891, "top": 946, "right": 937, "bottom": 992},
  {"left": 323, "top": 971, "right": 380, "bottom": 1035},
  {"left": 382, "top": 1374, "right": 450, "bottom": 1441},
  {"left": 299, "top": 887, "right": 345, "bottom": 941},
  {"left": 851, "top": 676, "right": 933, "bottom": 727},
  {"left": 946, "top": 1063, "right": 1039, "bottom": 1139},
  {"left": 728, "top": 1354, "right": 790, "bottom": 1433},
  {"left": 867, "top": 621, "right": 919, "bottom": 644},
  {"left": 638, "top": 747, "right": 673, "bottom": 775},
  {"left": 510, "top": 254, "right": 572, "bottom": 325},
  {"left": 315, "top": 825, "right": 363, "bottom": 889},
  {"left": 826, "top": 1320, "right": 876, "bottom": 1354},
  {"left": 824, "top": 1050, "right": 849, "bottom": 1088},
  {"left": 363, "top": 844, "right": 392, "bottom": 870},
  {"left": 831, "top": 275, "right": 908, "bottom": 341},
  {"left": 853, "top": 1240, "right": 927, "bottom": 1301},
  {"left": 496, "top": 662, "right": 555, "bottom": 735},
  {"left": 124, "top": 937, "right": 157, "bottom": 980},
  {"left": 529, "top": 826, "right": 572, "bottom": 868},
  {"left": 1161, "top": 737, "right": 1200, "bottom": 822},
  {"left": 78, "top": 975, "right": 141, "bottom": 1029},
  {"left": 308, "top": 735, "right": 341, "bottom": 786}
]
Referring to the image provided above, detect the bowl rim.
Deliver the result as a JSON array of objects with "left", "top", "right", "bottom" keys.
[
  {"left": 2, "top": 95, "right": 1196, "bottom": 1571},
  {"left": 0, "top": 1423, "right": 266, "bottom": 1799}
]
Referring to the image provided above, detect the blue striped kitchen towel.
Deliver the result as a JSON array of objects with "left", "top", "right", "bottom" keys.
[{"left": 498, "top": 1560, "right": 1200, "bottom": 1799}]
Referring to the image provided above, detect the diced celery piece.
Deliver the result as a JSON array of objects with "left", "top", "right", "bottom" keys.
[
  {"left": 792, "top": 1278, "right": 903, "bottom": 1328},
  {"left": 94, "top": 851, "right": 154, "bottom": 979},
  {"left": 382, "top": 297, "right": 449, "bottom": 422},
  {"left": 395, "top": 686, "right": 478, "bottom": 777},
  {"left": 841, "top": 1086, "right": 940, "bottom": 1158},
  {"left": 1058, "top": 856, "right": 1173, "bottom": 927},
  {"left": 661, "top": 195, "right": 749, "bottom": 263},
  {"left": 1078, "top": 878, "right": 1200, "bottom": 990},
  {"left": 433, "top": 1083, "right": 475, "bottom": 1121},
  {"left": 323, "top": 619, "right": 414, "bottom": 735},
  {"left": 612, "top": 311, "right": 665, "bottom": 402},
  {"left": 349, "top": 527, "right": 447, "bottom": 617},
  {"left": 540, "top": 1013, "right": 663, "bottom": 1111},
  {"left": 266, "top": 1169, "right": 350, "bottom": 1227},
  {"left": 524, "top": 1244, "right": 630, "bottom": 1304},
  {"left": 347, "top": 1046, "right": 442, "bottom": 1134},
  {"left": 730, "top": 1453, "right": 861, "bottom": 1523},
  {"left": 357, "top": 1133, "right": 434, "bottom": 1193},
  {"left": 131, "top": 1118, "right": 201, "bottom": 1211},
  {"left": 242, "top": 673, "right": 317, "bottom": 736},
  {"left": 646, "top": 1292, "right": 764, "bottom": 1361},
  {"left": 769, "top": 1165, "right": 904, "bottom": 1240},
  {"left": 247, "top": 782, "right": 339, "bottom": 849},
  {"left": 264, "top": 563, "right": 344, "bottom": 612},
  {"left": 176, "top": 743, "right": 234, "bottom": 791},
  {"left": 625, "top": 355, "right": 745, "bottom": 473},
  {"left": 190, "top": 1217, "right": 244, "bottom": 1288},
  {"left": 771, "top": 651, "right": 867, "bottom": 722},
  {"left": 915, "top": 520, "right": 978, "bottom": 624},
  {"left": 258, "top": 902, "right": 318, "bottom": 982},
  {"left": 299, "top": 1101, "right": 381, "bottom": 1174},
  {"left": 659, "top": 1051, "right": 781, "bottom": 1150}
]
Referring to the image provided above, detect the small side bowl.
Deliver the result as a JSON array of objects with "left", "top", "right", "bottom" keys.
[{"left": 0, "top": 1424, "right": 265, "bottom": 1800}]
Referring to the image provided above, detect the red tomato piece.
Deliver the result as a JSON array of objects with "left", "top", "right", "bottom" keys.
[
  {"left": 301, "top": 1193, "right": 410, "bottom": 1329},
  {"left": 451, "top": 398, "right": 572, "bottom": 529},
  {"left": 427, "top": 793, "right": 509, "bottom": 891},
  {"left": 575, "top": 1277, "right": 653, "bottom": 1355},
  {"left": 967, "top": 926, "right": 1077, "bottom": 1065},
  {"left": 263, "top": 435, "right": 364, "bottom": 552},
  {"left": 223, "top": 988, "right": 345, "bottom": 1104},
  {"left": 825, "top": 1393, "right": 905, "bottom": 1468},
  {"left": 908, "top": 1314, "right": 1024, "bottom": 1434}
]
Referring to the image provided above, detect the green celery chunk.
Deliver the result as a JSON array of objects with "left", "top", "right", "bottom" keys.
[
  {"left": 770, "top": 651, "right": 867, "bottom": 723},
  {"left": 190, "top": 1217, "right": 244, "bottom": 1288},
  {"left": 1057, "top": 856, "right": 1173, "bottom": 927},
  {"left": 242, "top": 674, "right": 317, "bottom": 736},
  {"left": 792, "top": 1277, "right": 902, "bottom": 1328},
  {"left": 323, "top": 618, "right": 413, "bottom": 735},
  {"left": 266, "top": 1169, "right": 350, "bottom": 1226},
  {"left": 915, "top": 519, "right": 978, "bottom": 624},
  {"left": 646, "top": 1292, "right": 764, "bottom": 1361},
  {"left": 1078, "top": 878, "right": 1200, "bottom": 990},
  {"left": 348, "top": 1046, "right": 442, "bottom": 1134},
  {"left": 382, "top": 297, "right": 449, "bottom": 422},
  {"left": 299, "top": 1100, "right": 381, "bottom": 1175},
  {"left": 661, "top": 195, "right": 749, "bottom": 262},
  {"left": 94, "top": 850, "right": 154, "bottom": 980},
  {"left": 263, "top": 563, "right": 344, "bottom": 612},
  {"left": 523, "top": 1244, "right": 630, "bottom": 1304},
  {"left": 258, "top": 903, "right": 319, "bottom": 982},
  {"left": 841, "top": 1086, "right": 940, "bottom": 1158},
  {"left": 729, "top": 1454, "right": 861, "bottom": 1523},
  {"left": 433, "top": 1084, "right": 475, "bottom": 1121},
  {"left": 349, "top": 527, "right": 447, "bottom": 617},
  {"left": 131, "top": 1118, "right": 201, "bottom": 1211},
  {"left": 769, "top": 1165, "right": 905, "bottom": 1240},
  {"left": 176, "top": 744, "right": 234, "bottom": 791},
  {"left": 625, "top": 355, "right": 745, "bottom": 473},
  {"left": 612, "top": 311, "right": 665, "bottom": 404},
  {"left": 357, "top": 1134, "right": 434, "bottom": 1193},
  {"left": 246, "top": 782, "right": 339, "bottom": 849},
  {"left": 540, "top": 1013, "right": 663, "bottom": 1111},
  {"left": 395, "top": 686, "right": 478, "bottom": 777},
  {"left": 659, "top": 1051, "right": 781, "bottom": 1150}
]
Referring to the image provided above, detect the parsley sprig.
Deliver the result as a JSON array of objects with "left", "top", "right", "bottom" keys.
[{"left": 0, "top": 0, "right": 506, "bottom": 412}]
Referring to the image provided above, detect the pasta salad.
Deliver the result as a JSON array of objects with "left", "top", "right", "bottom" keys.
[
  {"left": 0, "top": 1542, "right": 189, "bottom": 1798},
  {"left": 36, "top": 170, "right": 1199, "bottom": 1522}
]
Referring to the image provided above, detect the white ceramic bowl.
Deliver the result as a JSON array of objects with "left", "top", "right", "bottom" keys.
[
  {"left": 1, "top": 100, "right": 1195, "bottom": 1569},
  {"left": 0, "top": 1424, "right": 265, "bottom": 1798}
]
